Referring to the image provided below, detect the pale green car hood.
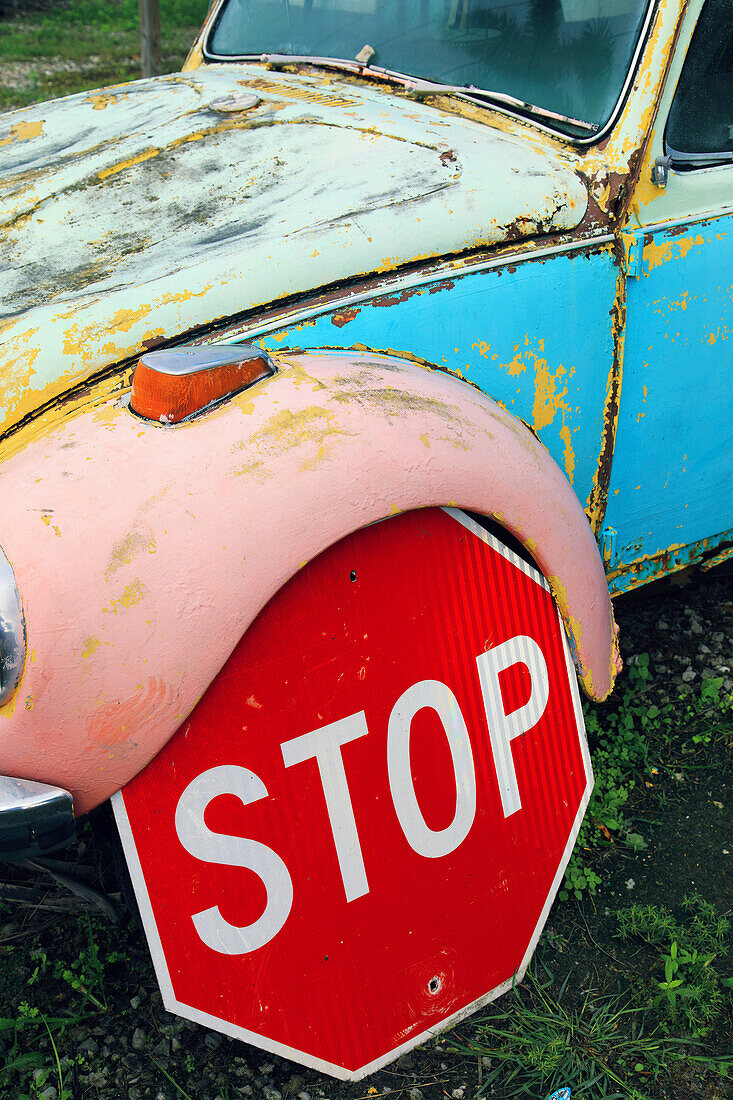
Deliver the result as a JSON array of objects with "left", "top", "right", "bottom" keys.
[{"left": 0, "top": 64, "right": 587, "bottom": 435}]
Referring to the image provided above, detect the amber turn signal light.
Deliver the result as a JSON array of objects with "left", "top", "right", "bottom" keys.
[{"left": 131, "top": 344, "right": 274, "bottom": 424}]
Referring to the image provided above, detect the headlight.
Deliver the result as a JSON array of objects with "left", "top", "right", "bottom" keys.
[{"left": 0, "top": 545, "right": 25, "bottom": 706}]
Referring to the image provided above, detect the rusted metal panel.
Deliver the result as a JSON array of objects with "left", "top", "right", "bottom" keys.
[
  {"left": 602, "top": 212, "right": 733, "bottom": 571},
  {"left": 0, "top": 65, "right": 587, "bottom": 439},
  {"left": 225, "top": 243, "right": 620, "bottom": 512},
  {"left": 605, "top": 527, "right": 733, "bottom": 594}
]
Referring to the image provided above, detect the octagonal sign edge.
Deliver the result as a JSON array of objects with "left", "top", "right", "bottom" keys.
[{"left": 112, "top": 506, "right": 594, "bottom": 1082}]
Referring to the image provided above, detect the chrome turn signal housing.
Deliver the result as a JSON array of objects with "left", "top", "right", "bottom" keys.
[{"left": 131, "top": 344, "right": 274, "bottom": 424}]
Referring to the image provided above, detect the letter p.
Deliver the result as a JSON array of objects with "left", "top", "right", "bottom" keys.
[{"left": 476, "top": 635, "right": 549, "bottom": 818}]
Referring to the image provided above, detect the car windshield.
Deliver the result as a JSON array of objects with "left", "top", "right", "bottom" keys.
[{"left": 207, "top": 0, "right": 651, "bottom": 135}]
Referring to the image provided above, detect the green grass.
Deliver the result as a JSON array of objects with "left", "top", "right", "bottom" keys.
[
  {"left": 617, "top": 895, "right": 732, "bottom": 1039},
  {"left": 560, "top": 656, "right": 732, "bottom": 902},
  {"left": 450, "top": 967, "right": 732, "bottom": 1100},
  {"left": 0, "top": 908, "right": 141, "bottom": 1097},
  {"left": 0, "top": 0, "right": 211, "bottom": 111}
]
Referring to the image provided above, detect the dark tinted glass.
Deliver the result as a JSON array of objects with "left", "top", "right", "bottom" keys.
[{"left": 666, "top": 0, "right": 733, "bottom": 158}]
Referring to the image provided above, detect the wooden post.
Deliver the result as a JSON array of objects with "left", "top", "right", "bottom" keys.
[{"left": 139, "top": 0, "right": 161, "bottom": 78}]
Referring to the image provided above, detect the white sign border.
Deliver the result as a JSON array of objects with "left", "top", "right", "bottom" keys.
[{"left": 112, "top": 506, "right": 594, "bottom": 1081}]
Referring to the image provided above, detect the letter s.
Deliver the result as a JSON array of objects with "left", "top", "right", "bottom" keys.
[{"left": 175, "top": 766, "right": 293, "bottom": 955}]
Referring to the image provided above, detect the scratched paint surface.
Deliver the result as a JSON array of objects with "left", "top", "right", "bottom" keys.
[
  {"left": 255, "top": 246, "right": 618, "bottom": 506},
  {"left": 0, "top": 63, "right": 586, "bottom": 438},
  {"left": 603, "top": 213, "right": 733, "bottom": 569}
]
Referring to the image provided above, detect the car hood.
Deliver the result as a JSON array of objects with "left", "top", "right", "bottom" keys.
[{"left": 0, "top": 64, "right": 587, "bottom": 436}]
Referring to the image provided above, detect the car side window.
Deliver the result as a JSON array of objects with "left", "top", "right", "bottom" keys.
[{"left": 665, "top": 0, "right": 733, "bottom": 167}]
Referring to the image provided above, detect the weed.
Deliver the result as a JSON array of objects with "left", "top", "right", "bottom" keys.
[
  {"left": 27, "top": 948, "right": 47, "bottom": 986},
  {"left": 561, "top": 656, "right": 732, "bottom": 902},
  {"left": 0, "top": 1010, "right": 86, "bottom": 1096},
  {"left": 616, "top": 895, "right": 732, "bottom": 1037},
  {"left": 38, "top": 1014, "right": 74, "bottom": 1100},
  {"left": 151, "top": 1055, "right": 196, "bottom": 1099},
  {"left": 0, "top": 908, "right": 138, "bottom": 1095},
  {"left": 53, "top": 913, "right": 108, "bottom": 1011},
  {"left": 560, "top": 658, "right": 656, "bottom": 900},
  {"left": 450, "top": 968, "right": 707, "bottom": 1100},
  {"left": 678, "top": 677, "right": 733, "bottom": 753}
]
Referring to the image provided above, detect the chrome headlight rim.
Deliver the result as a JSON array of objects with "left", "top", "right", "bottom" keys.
[{"left": 0, "top": 546, "right": 25, "bottom": 706}]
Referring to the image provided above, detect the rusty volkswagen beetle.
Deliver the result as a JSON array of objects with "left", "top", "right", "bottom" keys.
[{"left": 0, "top": 0, "right": 730, "bottom": 1017}]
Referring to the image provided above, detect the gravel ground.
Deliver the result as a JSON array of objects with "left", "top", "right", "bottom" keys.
[
  {"left": 0, "top": 57, "right": 105, "bottom": 92},
  {"left": 1, "top": 560, "right": 731, "bottom": 1100}
]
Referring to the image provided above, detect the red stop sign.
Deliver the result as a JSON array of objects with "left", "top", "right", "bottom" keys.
[{"left": 114, "top": 508, "right": 592, "bottom": 1079}]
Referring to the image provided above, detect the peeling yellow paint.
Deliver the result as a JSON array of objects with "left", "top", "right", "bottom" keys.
[
  {"left": 507, "top": 337, "right": 541, "bottom": 378},
  {"left": 559, "top": 423, "right": 575, "bottom": 483},
  {"left": 87, "top": 93, "right": 121, "bottom": 110},
  {"left": 504, "top": 345, "right": 576, "bottom": 483},
  {"left": 81, "top": 636, "right": 102, "bottom": 658},
  {"left": 0, "top": 119, "right": 44, "bottom": 147},
  {"left": 104, "top": 578, "right": 146, "bottom": 614},
  {"left": 181, "top": 41, "right": 204, "bottom": 72},
  {"left": 62, "top": 304, "right": 153, "bottom": 358},
  {"left": 644, "top": 234, "right": 704, "bottom": 274},
  {"left": 97, "top": 148, "right": 161, "bottom": 181}
]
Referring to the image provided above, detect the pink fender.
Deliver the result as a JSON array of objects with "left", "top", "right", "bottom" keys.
[{"left": 0, "top": 350, "right": 619, "bottom": 814}]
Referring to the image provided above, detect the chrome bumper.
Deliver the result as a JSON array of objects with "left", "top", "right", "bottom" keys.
[{"left": 0, "top": 776, "right": 75, "bottom": 859}]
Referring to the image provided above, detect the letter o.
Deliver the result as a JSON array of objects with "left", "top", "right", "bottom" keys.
[{"left": 387, "top": 680, "right": 476, "bottom": 858}]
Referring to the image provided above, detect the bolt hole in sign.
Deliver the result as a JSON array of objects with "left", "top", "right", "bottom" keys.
[{"left": 113, "top": 508, "right": 593, "bottom": 1080}]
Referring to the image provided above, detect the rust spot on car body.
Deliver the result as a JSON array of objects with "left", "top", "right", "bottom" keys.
[
  {"left": 331, "top": 308, "right": 361, "bottom": 328},
  {"left": 586, "top": 237, "right": 627, "bottom": 533},
  {"left": 372, "top": 286, "right": 428, "bottom": 308}
]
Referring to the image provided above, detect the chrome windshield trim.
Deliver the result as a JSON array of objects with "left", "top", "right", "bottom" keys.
[
  {"left": 0, "top": 546, "right": 25, "bottom": 706},
  {"left": 629, "top": 205, "right": 733, "bottom": 234},
  {"left": 201, "top": 0, "right": 658, "bottom": 147}
]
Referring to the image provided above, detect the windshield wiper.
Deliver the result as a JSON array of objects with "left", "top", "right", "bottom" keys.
[
  {"left": 263, "top": 53, "right": 395, "bottom": 80},
  {"left": 261, "top": 54, "right": 597, "bottom": 135},
  {"left": 404, "top": 78, "right": 598, "bottom": 133}
]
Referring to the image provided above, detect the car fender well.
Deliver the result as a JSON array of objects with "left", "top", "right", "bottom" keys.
[{"left": 0, "top": 350, "right": 619, "bottom": 814}]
